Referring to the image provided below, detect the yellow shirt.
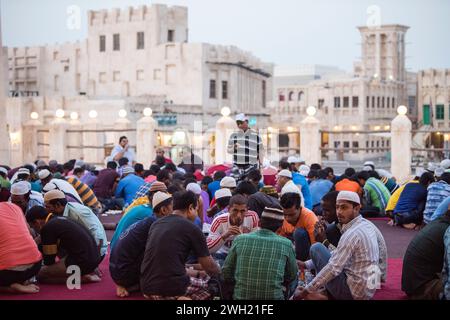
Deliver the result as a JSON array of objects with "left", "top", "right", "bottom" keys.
[{"left": 123, "top": 196, "right": 149, "bottom": 216}]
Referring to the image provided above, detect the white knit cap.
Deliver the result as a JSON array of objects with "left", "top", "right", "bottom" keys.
[
  {"left": 17, "top": 168, "right": 31, "bottom": 176},
  {"left": 220, "top": 176, "right": 237, "bottom": 188},
  {"left": 152, "top": 191, "right": 172, "bottom": 209},
  {"left": 38, "top": 169, "right": 51, "bottom": 180},
  {"left": 336, "top": 191, "right": 361, "bottom": 205},
  {"left": 0, "top": 167, "right": 8, "bottom": 175},
  {"left": 11, "top": 181, "right": 31, "bottom": 196},
  {"left": 235, "top": 113, "right": 248, "bottom": 122},
  {"left": 215, "top": 188, "right": 232, "bottom": 200},
  {"left": 364, "top": 161, "right": 375, "bottom": 168},
  {"left": 277, "top": 170, "right": 292, "bottom": 179},
  {"left": 440, "top": 159, "right": 450, "bottom": 170},
  {"left": 299, "top": 165, "right": 310, "bottom": 177},
  {"left": 435, "top": 167, "right": 445, "bottom": 178},
  {"left": 186, "top": 183, "right": 202, "bottom": 195},
  {"left": 281, "top": 181, "right": 301, "bottom": 196}
]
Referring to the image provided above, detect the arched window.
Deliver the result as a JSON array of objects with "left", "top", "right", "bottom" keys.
[
  {"left": 288, "top": 91, "right": 294, "bottom": 101},
  {"left": 298, "top": 91, "right": 304, "bottom": 102}
]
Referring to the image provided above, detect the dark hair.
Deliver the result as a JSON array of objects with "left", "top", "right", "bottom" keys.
[
  {"left": 173, "top": 191, "right": 198, "bottom": 211},
  {"left": 213, "top": 171, "right": 226, "bottom": 181},
  {"left": 419, "top": 172, "right": 435, "bottom": 186},
  {"left": 167, "top": 184, "right": 183, "bottom": 195},
  {"left": 55, "top": 164, "right": 64, "bottom": 174},
  {"left": 118, "top": 157, "right": 129, "bottom": 167},
  {"left": 322, "top": 191, "right": 340, "bottom": 205},
  {"left": 17, "top": 173, "right": 29, "bottom": 180},
  {"left": 107, "top": 161, "right": 118, "bottom": 170},
  {"left": 26, "top": 206, "right": 48, "bottom": 223},
  {"left": 73, "top": 167, "right": 84, "bottom": 176},
  {"left": 0, "top": 168, "right": 6, "bottom": 178},
  {"left": 157, "top": 169, "right": 171, "bottom": 183},
  {"left": 440, "top": 172, "right": 450, "bottom": 184},
  {"left": 149, "top": 165, "right": 160, "bottom": 175},
  {"left": 318, "top": 169, "right": 329, "bottom": 180},
  {"left": 229, "top": 194, "right": 247, "bottom": 207},
  {"left": 155, "top": 156, "right": 166, "bottom": 168},
  {"left": 279, "top": 160, "right": 290, "bottom": 170},
  {"left": 247, "top": 170, "right": 262, "bottom": 183},
  {"left": 280, "top": 193, "right": 301, "bottom": 210},
  {"left": 368, "top": 170, "right": 381, "bottom": 179},
  {"left": 134, "top": 163, "right": 144, "bottom": 173},
  {"left": 119, "top": 136, "right": 128, "bottom": 143},
  {"left": 235, "top": 181, "right": 257, "bottom": 196},
  {"left": 23, "top": 165, "right": 35, "bottom": 174},
  {"left": 201, "top": 176, "right": 213, "bottom": 186},
  {"left": 49, "top": 198, "right": 68, "bottom": 207},
  {"left": 344, "top": 168, "right": 356, "bottom": 177},
  {"left": 173, "top": 172, "right": 185, "bottom": 181},
  {"left": 216, "top": 196, "right": 231, "bottom": 210},
  {"left": 356, "top": 171, "right": 370, "bottom": 182},
  {"left": 153, "top": 197, "right": 173, "bottom": 213},
  {"left": 310, "top": 163, "right": 322, "bottom": 171},
  {"left": 308, "top": 170, "right": 319, "bottom": 180},
  {"left": 164, "top": 163, "right": 177, "bottom": 172},
  {"left": 260, "top": 217, "right": 283, "bottom": 233},
  {"left": 63, "top": 162, "right": 74, "bottom": 171}
]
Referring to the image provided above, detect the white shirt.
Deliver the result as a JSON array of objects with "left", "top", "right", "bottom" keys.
[
  {"left": 43, "top": 179, "right": 82, "bottom": 203},
  {"left": 110, "top": 145, "right": 135, "bottom": 164}
]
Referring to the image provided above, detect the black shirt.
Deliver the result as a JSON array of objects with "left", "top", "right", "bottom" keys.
[
  {"left": 109, "top": 217, "right": 156, "bottom": 278},
  {"left": 41, "top": 216, "right": 100, "bottom": 274},
  {"left": 140, "top": 214, "right": 210, "bottom": 296},
  {"left": 247, "top": 192, "right": 282, "bottom": 217},
  {"left": 401, "top": 215, "right": 450, "bottom": 295}
]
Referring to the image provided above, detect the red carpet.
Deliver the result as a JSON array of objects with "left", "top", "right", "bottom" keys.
[{"left": 1, "top": 256, "right": 406, "bottom": 300}]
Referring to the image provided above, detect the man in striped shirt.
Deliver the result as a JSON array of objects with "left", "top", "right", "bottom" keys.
[
  {"left": 207, "top": 194, "right": 259, "bottom": 265},
  {"left": 66, "top": 176, "right": 102, "bottom": 214},
  {"left": 295, "top": 191, "right": 387, "bottom": 300},
  {"left": 227, "top": 113, "right": 264, "bottom": 171},
  {"left": 423, "top": 173, "right": 450, "bottom": 224}
]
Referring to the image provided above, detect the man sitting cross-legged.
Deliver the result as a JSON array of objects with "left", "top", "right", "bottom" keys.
[
  {"left": 109, "top": 192, "right": 173, "bottom": 298},
  {"left": 222, "top": 207, "right": 298, "bottom": 300},
  {"left": 295, "top": 191, "right": 387, "bottom": 300},
  {"left": 140, "top": 191, "right": 220, "bottom": 300},
  {"left": 26, "top": 206, "right": 101, "bottom": 284},
  {"left": 207, "top": 194, "right": 259, "bottom": 266},
  {"left": 0, "top": 203, "right": 42, "bottom": 294}
]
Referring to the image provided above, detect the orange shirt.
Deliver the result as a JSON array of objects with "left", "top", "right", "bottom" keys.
[
  {"left": 0, "top": 203, "right": 42, "bottom": 270},
  {"left": 335, "top": 178, "right": 363, "bottom": 196},
  {"left": 277, "top": 207, "right": 318, "bottom": 244}
]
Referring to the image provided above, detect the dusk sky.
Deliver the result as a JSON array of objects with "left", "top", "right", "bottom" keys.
[{"left": 2, "top": 0, "right": 449, "bottom": 72}]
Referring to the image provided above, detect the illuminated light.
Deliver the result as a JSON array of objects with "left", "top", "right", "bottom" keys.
[
  {"left": 306, "top": 106, "right": 317, "bottom": 116},
  {"left": 287, "top": 127, "right": 294, "bottom": 132},
  {"left": 89, "top": 110, "right": 98, "bottom": 119},
  {"left": 268, "top": 127, "right": 274, "bottom": 133},
  {"left": 384, "top": 125, "right": 390, "bottom": 130},
  {"left": 373, "top": 73, "right": 379, "bottom": 78},
  {"left": 374, "top": 126, "right": 381, "bottom": 131},
  {"left": 55, "top": 109, "right": 65, "bottom": 119},
  {"left": 30, "top": 112, "right": 39, "bottom": 120},
  {"left": 351, "top": 126, "right": 358, "bottom": 131},
  {"left": 221, "top": 106, "right": 231, "bottom": 117},
  {"left": 397, "top": 105, "right": 408, "bottom": 116},
  {"left": 118, "top": 109, "right": 127, "bottom": 118},
  {"left": 143, "top": 108, "right": 153, "bottom": 117},
  {"left": 70, "top": 112, "right": 79, "bottom": 120}
]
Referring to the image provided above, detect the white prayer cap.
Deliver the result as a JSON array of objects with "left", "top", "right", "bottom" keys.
[
  {"left": 362, "top": 166, "right": 373, "bottom": 172},
  {"left": 277, "top": 170, "right": 292, "bottom": 179},
  {"left": 152, "top": 192, "right": 172, "bottom": 209},
  {"left": 299, "top": 165, "right": 310, "bottom": 177},
  {"left": 440, "top": 159, "right": 450, "bottom": 170},
  {"left": 186, "top": 183, "right": 202, "bottom": 195},
  {"left": 336, "top": 191, "right": 361, "bottom": 205},
  {"left": 220, "top": 176, "right": 237, "bottom": 188},
  {"left": 17, "top": 168, "right": 30, "bottom": 176},
  {"left": 0, "top": 167, "right": 8, "bottom": 176},
  {"left": 44, "top": 190, "right": 66, "bottom": 203},
  {"left": 435, "top": 167, "right": 445, "bottom": 178},
  {"left": 281, "top": 182, "right": 301, "bottom": 196},
  {"left": 38, "top": 169, "right": 51, "bottom": 180},
  {"left": 364, "top": 161, "right": 375, "bottom": 168},
  {"left": 415, "top": 167, "right": 425, "bottom": 178},
  {"left": 11, "top": 181, "right": 31, "bottom": 196},
  {"left": 215, "top": 188, "right": 232, "bottom": 200},
  {"left": 261, "top": 207, "right": 284, "bottom": 222},
  {"left": 235, "top": 113, "right": 248, "bottom": 122}
]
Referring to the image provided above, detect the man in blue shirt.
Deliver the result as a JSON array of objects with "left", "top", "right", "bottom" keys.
[
  {"left": 208, "top": 171, "right": 226, "bottom": 199},
  {"left": 114, "top": 167, "right": 145, "bottom": 207},
  {"left": 309, "top": 169, "right": 333, "bottom": 214},
  {"left": 430, "top": 196, "right": 450, "bottom": 222},
  {"left": 443, "top": 225, "right": 450, "bottom": 300},
  {"left": 282, "top": 158, "right": 313, "bottom": 210}
]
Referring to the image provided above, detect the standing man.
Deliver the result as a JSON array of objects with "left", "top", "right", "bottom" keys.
[
  {"left": 227, "top": 113, "right": 264, "bottom": 179},
  {"left": 111, "top": 136, "right": 136, "bottom": 166}
]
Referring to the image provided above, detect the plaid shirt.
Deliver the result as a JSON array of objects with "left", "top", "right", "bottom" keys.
[
  {"left": 227, "top": 128, "right": 264, "bottom": 166},
  {"left": 424, "top": 181, "right": 450, "bottom": 224},
  {"left": 133, "top": 182, "right": 152, "bottom": 201},
  {"left": 443, "top": 227, "right": 450, "bottom": 300},
  {"left": 305, "top": 215, "right": 387, "bottom": 300},
  {"left": 222, "top": 229, "right": 298, "bottom": 300},
  {"left": 364, "top": 178, "right": 391, "bottom": 213}
]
